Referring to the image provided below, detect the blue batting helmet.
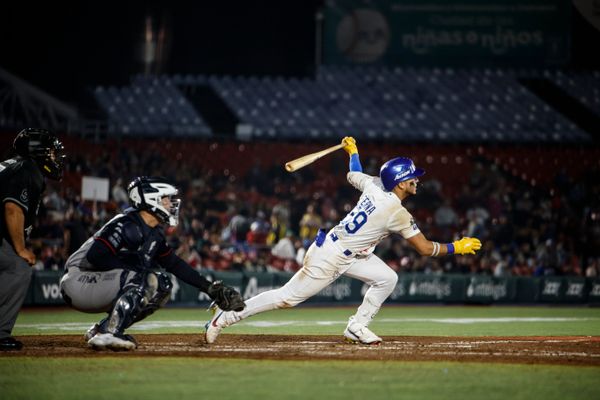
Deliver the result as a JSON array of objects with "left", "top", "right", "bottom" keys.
[{"left": 379, "top": 157, "right": 425, "bottom": 191}]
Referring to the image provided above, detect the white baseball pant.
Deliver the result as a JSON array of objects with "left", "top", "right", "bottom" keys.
[{"left": 220, "top": 233, "right": 398, "bottom": 327}]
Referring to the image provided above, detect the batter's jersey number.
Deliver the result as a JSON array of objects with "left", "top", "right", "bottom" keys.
[{"left": 344, "top": 211, "right": 368, "bottom": 234}]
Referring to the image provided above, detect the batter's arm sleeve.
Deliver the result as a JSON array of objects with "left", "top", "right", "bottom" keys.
[
  {"left": 158, "top": 250, "right": 211, "bottom": 292},
  {"left": 349, "top": 154, "right": 362, "bottom": 172}
]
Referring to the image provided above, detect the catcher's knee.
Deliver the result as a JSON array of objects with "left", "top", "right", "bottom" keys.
[
  {"left": 145, "top": 272, "right": 172, "bottom": 310},
  {"left": 112, "top": 272, "right": 172, "bottom": 329}
]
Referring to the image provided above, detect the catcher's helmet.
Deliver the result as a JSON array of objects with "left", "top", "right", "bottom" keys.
[
  {"left": 13, "top": 128, "right": 65, "bottom": 181},
  {"left": 379, "top": 157, "right": 425, "bottom": 191},
  {"left": 127, "top": 176, "right": 181, "bottom": 226}
]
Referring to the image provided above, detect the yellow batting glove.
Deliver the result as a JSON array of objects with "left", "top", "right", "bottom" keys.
[
  {"left": 342, "top": 136, "right": 358, "bottom": 155},
  {"left": 452, "top": 237, "right": 482, "bottom": 255}
]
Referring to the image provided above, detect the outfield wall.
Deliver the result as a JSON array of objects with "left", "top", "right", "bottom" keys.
[{"left": 26, "top": 270, "right": 600, "bottom": 306}]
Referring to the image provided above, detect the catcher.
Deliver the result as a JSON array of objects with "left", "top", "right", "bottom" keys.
[{"left": 60, "top": 176, "right": 244, "bottom": 351}]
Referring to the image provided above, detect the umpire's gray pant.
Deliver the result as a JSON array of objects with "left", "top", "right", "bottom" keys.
[{"left": 0, "top": 239, "right": 32, "bottom": 339}]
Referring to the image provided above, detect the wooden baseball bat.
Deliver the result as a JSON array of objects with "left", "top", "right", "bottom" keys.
[{"left": 285, "top": 143, "right": 345, "bottom": 172}]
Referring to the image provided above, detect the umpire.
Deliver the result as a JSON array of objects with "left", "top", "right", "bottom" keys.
[{"left": 0, "top": 128, "right": 65, "bottom": 350}]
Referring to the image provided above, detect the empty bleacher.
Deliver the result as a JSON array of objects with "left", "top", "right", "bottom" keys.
[
  {"left": 92, "top": 66, "right": 596, "bottom": 143},
  {"left": 94, "top": 76, "right": 212, "bottom": 137}
]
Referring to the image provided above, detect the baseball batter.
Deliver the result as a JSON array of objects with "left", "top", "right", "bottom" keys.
[{"left": 205, "top": 137, "right": 482, "bottom": 344}]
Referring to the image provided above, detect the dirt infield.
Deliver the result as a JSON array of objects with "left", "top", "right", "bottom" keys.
[{"left": 3, "top": 334, "right": 599, "bottom": 366}]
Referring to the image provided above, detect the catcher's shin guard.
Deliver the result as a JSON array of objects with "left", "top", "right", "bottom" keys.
[
  {"left": 133, "top": 272, "right": 172, "bottom": 323},
  {"left": 106, "top": 285, "right": 146, "bottom": 334},
  {"left": 105, "top": 271, "right": 172, "bottom": 334}
]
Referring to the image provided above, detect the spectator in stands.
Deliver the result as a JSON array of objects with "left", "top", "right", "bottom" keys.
[
  {"left": 0, "top": 129, "right": 65, "bottom": 351},
  {"left": 247, "top": 210, "right": 270, "bottom": 245},
  {"left": 43, "top": 244, "right": 65, "bottom": 271},
  {"left": 175, "top": 235, "right": 202, "bottom": 269},
  {"left": 267, "top": 201, "right": 290, "bottom": 245},
  {"left": 16, "top": 136, "right": 600, "bottom": 281},
  {"left": 434, "top": 199, "right": 459, "bottom": 237},
  {"left": 31, "top": 247, "right": 45, "bottom": 271},
  {"left": 62, "top": 206, "right": 88, "bottom": 259},
  {"left": 228, "top": 207, "right": 251, "bottom": 247},
  {"left": 43, "top": 186, "right": 67, "bottom": 219},
  {"left": 294, "top": 238, "right": 307, "bottom": 267},
  {"left": 466, "top": 205, "right": 490, "bottom": 239},
  {"left": 585, "top": 258, "right": 599, "bottom": 277},
  {"left": 271, "top": 230, "right": 296, "bottom": 261},
  {"left": 299, "top": 203, "right": 323, "bottom": 247},
  {"left": 416, "top": 178, "right": 443, "bottom": 210},
  {"left": 493, "top": 258, "right": 510, "bottom": 277},
  {"left": 111, "top": 178, "right": 129, "bottom": 210}
]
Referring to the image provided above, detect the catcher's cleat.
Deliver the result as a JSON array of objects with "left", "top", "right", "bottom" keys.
[
  {"left": 84, "top": 323, "right": 100, "bottom": 341},
  {"left": 343, "top": 317, "right": 382, "bottom": 345},
  {"left": 87, "top": 333, "right": 137, "bottom": 351},
  {"left": 204, "top": 306, "right": 225, "bottom": 344}
]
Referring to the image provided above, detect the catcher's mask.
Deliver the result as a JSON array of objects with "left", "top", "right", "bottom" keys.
[{"left": 127, "top": 176, "right": 181, "bottom": 226}]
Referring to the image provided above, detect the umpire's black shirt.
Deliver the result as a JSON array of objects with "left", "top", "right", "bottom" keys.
[{"left": 0, "top": 156, "right": 45, "bottom": 249}]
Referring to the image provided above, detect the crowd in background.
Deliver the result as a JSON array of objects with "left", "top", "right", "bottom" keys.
[{"left": 24, "top": 140, "right": 600, "bottom": 278}]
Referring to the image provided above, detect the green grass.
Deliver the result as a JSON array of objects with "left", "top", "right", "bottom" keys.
[
  {"left": 13, "top": 305, "right": 600, "bottom": 336},
  {"left": 1, "top": 358, "right": 599, "bottom": 400}
]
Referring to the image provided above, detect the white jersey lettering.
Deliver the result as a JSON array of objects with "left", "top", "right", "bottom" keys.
[{"left": 332, "top": 172, "right": 420, "bottom": 256}]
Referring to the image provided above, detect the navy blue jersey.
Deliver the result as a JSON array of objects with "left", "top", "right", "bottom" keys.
[
  {"left": 67, "top": 209, "right": 171, "bottom": 272},
  {"left": 65, "top": 209, "right": 210, "bottom": 291}
]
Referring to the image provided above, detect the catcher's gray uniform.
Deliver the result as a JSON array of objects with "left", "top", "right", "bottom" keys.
[
  {"left": 61, "top": 203, "right": 244, "bottom": 350},
  {"left": 60, "top": 252, "right": 138, "bottom": 313},
  {"left": 61, "top": 210, "right": 191, "bottom": 315}
]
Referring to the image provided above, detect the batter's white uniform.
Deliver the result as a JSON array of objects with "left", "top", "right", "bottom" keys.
[{"left": 215, "top": 171, "right": 420, "bottom": 330}]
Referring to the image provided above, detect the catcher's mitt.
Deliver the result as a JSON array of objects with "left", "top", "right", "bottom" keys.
[{"left": 207, "top": 281, "right": 246, "bottom": 312}]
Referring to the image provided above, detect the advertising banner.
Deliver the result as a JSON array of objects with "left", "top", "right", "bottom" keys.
[
  {"left": 324, "top": 0, "right": 570, "bottom": 66},
  {"left": 25, "top": 271, "right": 599, "bottom": 306},
  {"left": 31, "top": 270, "right": 65, "bottom": 305}
]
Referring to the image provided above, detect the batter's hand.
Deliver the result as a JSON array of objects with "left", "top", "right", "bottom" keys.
[
  {"left": 342, "top": 136, "right": 358, "bottom": 155},
  {"left": 452, "top": 237, "right": 482, "bottom": 255}
]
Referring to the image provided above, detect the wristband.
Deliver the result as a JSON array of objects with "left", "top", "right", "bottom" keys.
[
  {"left": 349, "top": 153, "right": 362, "bottom": 172},
  {"left": 447, "top": 243, "right": 455, "bottom": 255},
  {"left": 431, "top": 242, "right": 440, "bottom": 257}
]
